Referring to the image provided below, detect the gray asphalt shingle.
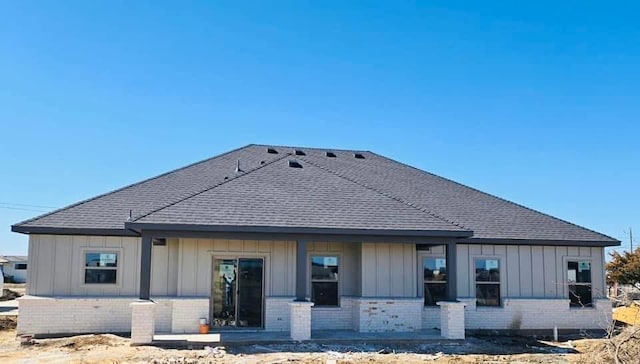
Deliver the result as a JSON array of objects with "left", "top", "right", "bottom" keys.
[{"left": 13, "top": 144, "right": 618, "bottom": 243}]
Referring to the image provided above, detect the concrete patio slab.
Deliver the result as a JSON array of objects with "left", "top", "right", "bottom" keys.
[{"left": 153, "top": 329, "right": 451, "bottom": 348}]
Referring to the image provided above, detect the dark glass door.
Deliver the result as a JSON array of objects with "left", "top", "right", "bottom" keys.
[
  {"left": 211, "top": 257, "right": 263, "bottom": 328},
  {"left": 237, "top": 258, "right": 264, "bottom": 327},
  {"left": 212, "top": 258, "right": 237, "bottom": 327}
]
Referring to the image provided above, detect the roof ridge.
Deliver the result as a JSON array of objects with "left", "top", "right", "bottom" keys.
[
  {"left": 14, "top": 144, "right": 255, "bottom": 228},
  {"left": 251, "top": 143, "right": 368, "bottom": 154},
  {"left": 298, "top": 156, "right": 470, "bottom": 232},
  {"left": 131, "top": 152, "right": 293, "bottom": 223},
  {"left": 369, "top": 152, "right": 619, "bottom": 243}
]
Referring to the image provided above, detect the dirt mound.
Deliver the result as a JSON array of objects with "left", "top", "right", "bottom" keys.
[
  {"left": 0, "top": 289, "right": 22, "bottom": 301},
  {"left": 576, "top": 326, "right": 640, "bottom": 364},
  {"left": 0, "top": 316, "right": 17, "bottom": 330},
  {"left": 36, "top": 334, "right": 129, "bottom": 349}
]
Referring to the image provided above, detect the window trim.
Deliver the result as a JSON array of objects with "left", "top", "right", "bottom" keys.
[
  {"left": 81, "top": 248, "right": 123, "bottom": 287},
  {"left": 473, "top": 257, "right": 502, "bottom": 307},
  {"left": 421, "top": 256, "right": 447, "bottom": 306},
  {"left": 308, "top": 253, "right": 341, "bottom": 308},
  {"left": 565, "top": 257, "right": 594, "bottom": 308}
]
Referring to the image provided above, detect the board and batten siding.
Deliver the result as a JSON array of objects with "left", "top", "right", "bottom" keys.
[
  {"left": 417, "top": 244, "right": 606, "bottom": 300},
  {"left": 27, "top": 234, "right": 141, "bottom": 296},
  {"left": 360, "top": 242, "right": 417, "bottom": 297},
  {"left": 27, "top": 235, "right": 607, "bottom": 301},
  {"left": 172, "top": 238, "right": 297, "bottom": 297}
]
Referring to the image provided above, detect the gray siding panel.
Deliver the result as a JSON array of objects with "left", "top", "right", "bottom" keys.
[
  {"left": 506, "top": 245, "right": 520, "bottom": 297},
  {"left": 543, "top": 246, "right": 557, "bottom": 297},
  {"left": 531, "top": 246, "right": 545, "bottom": 297},
  {"left": 361, "top": 242, "right": 415, "bottom": 298},
  {"left": 518, "top": 246, "right": 533, "bottom": 297},
  {"left": 26, "top": 235, "right": 607, "bottom": 303}
]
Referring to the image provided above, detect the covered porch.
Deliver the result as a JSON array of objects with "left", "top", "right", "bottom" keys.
[{"left": 128, "top": 227, "right": 471, "bottom": 345}]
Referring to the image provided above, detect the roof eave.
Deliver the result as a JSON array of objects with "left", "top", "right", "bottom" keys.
[
  {"left": 458, "top": 237, "right": 621, "bottom": 247},
  {"left": 125, "top": 222, "right": 474, "bottom": 239},
  {"left": 11, "top": 225, "right": 140, "bottom": 237}
]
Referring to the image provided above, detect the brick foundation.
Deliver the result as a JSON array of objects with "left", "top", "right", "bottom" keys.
[
  {"left": 17, "top": 295, "right": 612, "bottom": 337},
  {"left": 17, "top": 296, "right": 210, "bottom": 336},
  {"left": 264, "top": 297, "right": 292, "bottom": 332},
  {"left": 354, "top": 298, "right": 423, "bottom": 332}
]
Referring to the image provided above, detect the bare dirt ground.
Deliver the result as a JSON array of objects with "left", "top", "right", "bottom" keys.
[{"left": 0, "top": 316, "right": 620, "bottom": 364}]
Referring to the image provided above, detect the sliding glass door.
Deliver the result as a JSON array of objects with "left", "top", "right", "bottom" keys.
[{"left": 211, "top": 257, "right": 264, "bottom": 328}]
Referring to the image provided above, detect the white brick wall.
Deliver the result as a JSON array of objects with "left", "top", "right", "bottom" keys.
[
  {"left": 264, "top": 297, "right": 292, "bottom": 332},
  {"left": 18, "top": 295, "right": 612, "bottom": 337},
  {"left": 17, "top": 296, "right": 210, "bottom": 336},
  {"left": 17, "top": 296, "right": 135, "bottom": 335},
  {"left": 355, "top": 298, "right": 423, "bottom": 332},
  {"left": 464, "top": 298, "right": 612, "bottom": 331},
  {"left": 311, "top": 297, "right": 356, "bottom": 330},
  {"left": 170, "top": 298, "right": 210, "bottom": 333},
  {"left": 422, "top": 306, "right": 441, "bottom": 330},
  {"left": 425, "top": 298, "right": 612, "bottom": 332}
]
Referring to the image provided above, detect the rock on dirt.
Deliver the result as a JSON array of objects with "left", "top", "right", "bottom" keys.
[
  {"left": 0, "top": 289, "right": 22, "bottom": 301},
  {"left": 0, "top": 316, "right": 16, "bottom": 330}
]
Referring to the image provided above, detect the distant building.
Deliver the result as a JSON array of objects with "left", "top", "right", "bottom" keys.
[{"left": 0, "top": 255, "right": 28, "bottom": 283}]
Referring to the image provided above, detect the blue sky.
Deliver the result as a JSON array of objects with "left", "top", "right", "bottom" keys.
[{"left": 1, "top": 2, "right": 638, "bottom": 255}]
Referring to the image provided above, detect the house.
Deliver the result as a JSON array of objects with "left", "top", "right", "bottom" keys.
[
  {"left": 11, "top": 144, "right": 619, "bottom": 343},
  {"left": 0, "top": 255, "right": 28, "bottom": 283}
]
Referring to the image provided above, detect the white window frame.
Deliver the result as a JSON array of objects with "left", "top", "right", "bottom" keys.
[
  {"left": 565, "top": 258, "right": 594, "bottom": 308},
  {"left": 309, "top": 254, "right": 341, "bottom": 308},
  {"left": 81, "top": 248, "right": 123, "bottom": 287},
  {"left": 421, "top": 256, "right": 447, "bottom": 306},
  {"left": 474, "top": 257, "right": 502, "bottom": 307}
]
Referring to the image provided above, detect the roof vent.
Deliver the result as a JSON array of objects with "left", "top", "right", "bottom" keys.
[
  {"left": 288, "top": 160, "right": 303, "bottom": 168},
  {"left": 267, "top": 148, "right": 278, "bottom": 154},
  {"left": 354, "top": 153, "right": 365, "bottom": 159},
  {"left": 260, "top": 160, "right": 266, "bottom": 165},
  {"left": 326, "top": 151, "right": 337, "bottom": 158},
  {"left": 235, "top": 160, "right": 244, "bottom": 173},
  {"left": 294, "top": 149, "right": 306, "bottom": 156}
]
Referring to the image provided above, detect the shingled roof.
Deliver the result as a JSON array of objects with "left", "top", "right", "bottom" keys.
[{"left": 12, "top": 144, "right": 618, "bottom": 245}]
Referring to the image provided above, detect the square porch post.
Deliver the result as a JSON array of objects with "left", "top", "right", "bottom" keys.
[
  {"left": 445, "top": 241, "right": 457, "bottom": 301},
  {"left": 131, "top": 234, "right": 155, "bottom": 345},
  {"left": 295, "top": 239, "right": 308, "bottom": 301},
  {"left": 290, "top": 239, "right": 313, "bottom": 341},
  {"left": 438, "top": 241, "right": 466, "bottom": 339},
  {"left": 139, "top": 235, "right": 152, "bottom": 300}
]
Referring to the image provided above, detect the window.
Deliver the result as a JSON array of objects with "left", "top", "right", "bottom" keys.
[
  {"left": 311, "top": 256, "right": 339, "bottom": 306},
  {"left": 14, "top": 263, "right": 27, "bottom": 270},
  {"left": 84, "top": 252, "right": 118, "bottom": 284},
  {"left": 423, "top": 257, "right": 447, "bottom": 305},
  {"left": 567, "top": 261, "right": 592, "bottom": 307},
  {"left": 475, "top": 258, "right": 501, "bottom": 306}
]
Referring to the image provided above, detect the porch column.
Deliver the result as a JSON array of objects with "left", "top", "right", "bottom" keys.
[
  {"left": 445, "top": 241, "right": 457, "bottom": 301},
  {"left": 139, "top": 235, "right": 152, "bottom": 300},
  {"left": 290, "top": 239, "right": 313, "bottom": 340},
  {"left": 438, "top": 241, "right": 465, "bottom": 340},
  {"left": 131, "top": 235, "right": 155, "bottom": 345},
  {"left": 295, "top": 239, "right": 308, "bottom": 301}
]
